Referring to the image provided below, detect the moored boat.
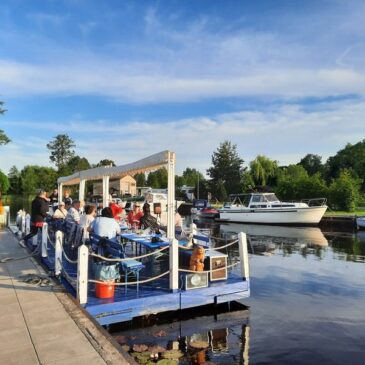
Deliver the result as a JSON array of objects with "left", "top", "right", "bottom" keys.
[
  {"left": 357, "top": 217, "right": 365, "bottom": 230},
  {"left": 219, "top": 193, "right": 327, "bottom": 225}
]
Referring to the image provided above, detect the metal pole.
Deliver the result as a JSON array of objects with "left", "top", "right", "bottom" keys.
[{"left": 55, "top": 230, "right": 63, "bottom": 276}]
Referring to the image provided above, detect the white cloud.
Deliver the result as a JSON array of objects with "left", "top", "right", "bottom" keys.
[{"left": 1, "top": 98, "right": 365, "bottom": 175}]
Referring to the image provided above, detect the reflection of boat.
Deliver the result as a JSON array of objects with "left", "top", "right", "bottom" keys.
[
  {"left": 220, "top": 223, "right": 328, "bottom": 247},
  {"left": 219, "top": 193, "right": 327, "bottom": 225},
  {"left": 357, "top": 217, "right": 365, "bottom": 230}
]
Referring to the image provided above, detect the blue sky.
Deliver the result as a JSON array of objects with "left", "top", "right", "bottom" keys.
[{"left": 1, "top": 0, "right": 365, "bottom": 175}]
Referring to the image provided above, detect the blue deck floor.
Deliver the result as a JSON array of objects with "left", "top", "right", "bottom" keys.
[{"left": 29, "top": 231, "right": 250, "bottom": 325}]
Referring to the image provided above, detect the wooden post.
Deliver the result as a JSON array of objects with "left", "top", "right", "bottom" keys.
[
  {"left": 238, "top": 232, "right": 250, "bottom": 280},
  {"left": 77, "top": 245, "right": 89, "bottom": 305},
  {"left": 167, "top": 152, "right": 178, "bottom": 291},
  {"left": 55, "top": 230, "right": 63, "bottom": 276},
  {"left": 41, "top": 223, "right": 48, "bottom": 258}
]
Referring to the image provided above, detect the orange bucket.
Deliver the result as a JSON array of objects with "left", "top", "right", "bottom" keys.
[{"left": 95, "top": 281, "right": 115, "bottom": 298}]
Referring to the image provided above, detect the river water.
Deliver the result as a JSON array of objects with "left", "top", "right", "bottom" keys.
[{"left": 112, "top": 222, "right": 365, "bottom": 365}]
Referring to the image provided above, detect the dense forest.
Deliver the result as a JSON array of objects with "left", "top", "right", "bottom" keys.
[{"left": 1, "top": 133, "right": 365, "bottom": 211}]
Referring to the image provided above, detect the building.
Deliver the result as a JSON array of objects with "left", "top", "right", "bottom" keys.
[{"left": 93, "top": 175, "right": 137, "bottom": 196}]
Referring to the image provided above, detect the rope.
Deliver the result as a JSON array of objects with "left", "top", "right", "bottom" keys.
[
  {"left": 0, "top": 240, "right": 41, "bottom": 263},
  {"left": 47, "top": 231, "right": 55, "bottom": 248},
  {"left": 212, "top": 239, "right": 239, "bottom": 250},
  {"left": 89, "top": 245, "right": 170, "bottom": 262},
  {"left": 210, "top": 235, "right": 236, "bottom": 242},
  {"left": 178, "top": 261, "right": 240, "bottom": 274},
  {"left": 57, "top": 258, "right": 77, "bottom": 285},
  {"left": 61, "top": 250, "right": 78, "bottom": 265},
  {"left": 88, "top": 270, "right": 170, "bottom": 286}
]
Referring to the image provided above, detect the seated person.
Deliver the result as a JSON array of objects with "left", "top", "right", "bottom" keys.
[
  {"left": 80, "top": 204, "right": 96, "bottom": 239},
  {"left": 53, "top": 201, "right": 68, "bottom": 219},
  {"left": 89, "top": 207, "right": 121, "bottom": 242},
  {"left": 109, "top": 199, "right": 123, "bottom": 222},
  {"left": 66, "top": 200, "right": 81, "bottom": 224},
  {"left": 140, "top": 203, "right": 161, "bottom": 232},
  {"left": 127, "top": 202, "right": 143, "bottom": 229}
]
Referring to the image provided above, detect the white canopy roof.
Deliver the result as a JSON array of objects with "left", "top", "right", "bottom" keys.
[{"left": 57, "top": 150, "right": 171, "bottom": 186}]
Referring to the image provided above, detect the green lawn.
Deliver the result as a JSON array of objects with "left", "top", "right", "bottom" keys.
[{"left": 325, "top": 209, "right": 365, "bottom": 216}]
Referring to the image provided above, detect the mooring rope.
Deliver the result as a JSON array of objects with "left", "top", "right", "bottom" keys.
[
  {"left": 89, "top": 245, "right": 170, "bottom": 262},
  {"left": 212, "top": 239, "right": 239, "bottom": 250},
  {"left": 0, "top": 240, "right": 41, "bottom": 263},
  {"left": 88, "top": 270, "right": 170, "bottom": 286},
  {"left": 57, "top": 258, "right": 77, "bottom": 285}
]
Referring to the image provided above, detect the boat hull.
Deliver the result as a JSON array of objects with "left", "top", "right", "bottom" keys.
[
  {"left": 357, "top": 217, "right": 365, "bottom": 230},
  {"left": 218, "top": 206, "right": 327, "bottom": 225}
]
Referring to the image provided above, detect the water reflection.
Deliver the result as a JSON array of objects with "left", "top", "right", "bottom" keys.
[{"left": 112, "top": 305, "right": 250, "bottom": 365}]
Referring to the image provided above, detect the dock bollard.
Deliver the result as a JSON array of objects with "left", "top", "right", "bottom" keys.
[
  {"left": 55, "top": 230, "right": 63, "bottom": 276},
  {"left": 238, "top": 232, "right": 250, "bottom": 280},
  {"left": 77, "top": 244, "right": 89, "bottom": 305},
  {"left": 41, "top": 223, "right": 48, "bottom": 258}
]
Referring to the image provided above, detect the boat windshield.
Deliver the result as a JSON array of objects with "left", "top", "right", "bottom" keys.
[{"left": 265, "top": 193, "right": 280, "bottom": 202}]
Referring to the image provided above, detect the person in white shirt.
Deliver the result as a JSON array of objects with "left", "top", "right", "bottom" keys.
[
  {"left": 67, "top": 200, "right": 81, "bottom": 224},
  {"left": 89, "top": 207, "right": 121, "bottom": 242},
  {"left": 80, "top": 204, "right": 96, "bottom": 239}
]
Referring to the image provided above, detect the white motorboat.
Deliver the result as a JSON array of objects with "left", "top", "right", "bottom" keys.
[
  {"left": 219, "top": 193, "right": 327, "bottom": 225},
  {"left": 357, "top": 217, "right": 365, "bottom": 230}
]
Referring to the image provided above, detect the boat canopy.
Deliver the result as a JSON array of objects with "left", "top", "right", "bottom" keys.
[{"left": 57, "top": 150, "right": 171, "bottom": 186}]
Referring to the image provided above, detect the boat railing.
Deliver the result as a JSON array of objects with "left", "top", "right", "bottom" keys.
[{"left": 300, "top": 197, "right": 327, "bottom": 207}]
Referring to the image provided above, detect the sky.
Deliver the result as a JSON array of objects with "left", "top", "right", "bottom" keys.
[{"left": 1, "top": 0, "right": 365, "bottom": 176}]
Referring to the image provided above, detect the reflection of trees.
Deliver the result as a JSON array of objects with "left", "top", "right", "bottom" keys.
[{"left": 329, "top": 235, "right": 365, "bottom": 263}]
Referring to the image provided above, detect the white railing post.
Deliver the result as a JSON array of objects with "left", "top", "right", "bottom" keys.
[
  {"left": 25, "top": 214, "right": 30, "bottom": 234},
  {"left": 55, "top": 230, "right": 63, "bottom": 276},
  {"left": 58, "top": 183, "right": 63, "bottom": 204},
  {"left": 41, "top": 223, "right": 48, "bottom": 257},
  {"left": 77, "top": 244, "right": 89, "bottom": 305},
  {"left": 102, "top": 175, "right": 110, "bottom": 208},
  {"left": 21, "top": 213, "right": 26, "bottom": 234},
  {"left": 238, "top": 232, "right": 250, "bottom": 280},
  {"left": 167, "top": 152, "right": 178, "bottom": 291}
]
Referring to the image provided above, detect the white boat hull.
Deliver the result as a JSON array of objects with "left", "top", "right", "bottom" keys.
[
  {"left": 219, "top": 206, "right": 327, "bottom": 225},
  {"left": 357, "top": 217, "right": 365, "bottom": 229}
]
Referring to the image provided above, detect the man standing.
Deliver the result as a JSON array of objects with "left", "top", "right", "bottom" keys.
[{"left": 22, "top": 189, "right": 49, "bottom": 244}]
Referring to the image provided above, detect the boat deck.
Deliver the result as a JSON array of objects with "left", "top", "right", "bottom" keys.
[{"left": 29, "top": 227, "right": 250, "bottom": 326}]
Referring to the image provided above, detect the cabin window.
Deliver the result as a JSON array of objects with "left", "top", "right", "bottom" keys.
[{"left": 252, "top": 195, "right": 265, "bottom": 203}]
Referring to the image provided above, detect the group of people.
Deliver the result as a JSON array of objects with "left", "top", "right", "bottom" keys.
[{"left": 22, "top": 188, "right": 181, "bottom": 244}]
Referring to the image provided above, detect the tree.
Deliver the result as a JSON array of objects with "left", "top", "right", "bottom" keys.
[
  {"left": 68, "top": 156, "right": 91, "bottom": 173},
  {"left": 134, "top": 173, "right": 146, "bottom": 187},
  {"left": 0, "top": 100, "right": 10, "bottom": 145},
  {"left": 250, "top": 155, "right": 278, "bottom": 187},
  {"left": 146, "top": 168, "right": 168, "bottom": 188},
  {"left": 96, "top": 159, "right": 116, "bottom": 167},
  {"left": 8, "top": 166, "right": 22, "bottom": 194},
  {"left": 207, "top": 141, "right": 243, "bottom": 198},
  {"left": 298, "top": 154, "right": 324, "bottom": 176},
  {"left": 20, "top": 166, "right": 57, "bottom": 195},
  {"left": 325, "top": 140, "right": 365, "bottom": 191},
  {"left": 328, "top": 169, "right": 361, "bottom": 211},
  {"left": 47, "top": 134, "right": 75, "bottom": 171},
  {"left": 0, "top": 169, "right": 10, "bottom": 197},
  {"left": 182, "top": 168, "right": 204, "bottom": 187}
]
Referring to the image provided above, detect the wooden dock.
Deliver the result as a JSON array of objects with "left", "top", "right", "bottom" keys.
[{"left": 0, "top": 229, "right": 133, "bottom": 365}]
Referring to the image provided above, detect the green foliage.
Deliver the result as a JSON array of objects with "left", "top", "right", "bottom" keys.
[
  {"left": 95, "top": 159, "right": 116, "bottom": 167},
  {"left": 215, "top": 179, "right": 228, "bottom": 202},
  {"left": 68, "top": 156, "right": 91, "bottom": 173},
  {"left": 175, "top": 175, "right": 186, "bottom": 188},
  {"left": 0, "top": 101, "right": 10, "bottom": 145},
  {"left": 134, "top": 173, "right": 147, "bottom": 187},
  {"left": 207, "top": 140, "right": 243, "bottom": 198},
  {"left": 20, "top": 165, "right": 58, "bottom": 195},
  {"left": 147, "top": 168, "right": 168, "bottom": 188},
  {"left": 47, "top": 134, "right": 76, "bottom": 170},
  {"left": 325, "top": 140, "right": 365, "bottom": 190},
  {"left": 250, "top": 155, "right": 278, "bottom": 187},
  {"left": 328, "top": 169, "right": 362, "bottom": 211},
  {"left": 298, "top": 154, "right": 323, "bottom": 176},
  {"left": 182, "top": 167, "right": 204, "bottom": 187},
  {"left": 275, "top": 165, "right": 328, "bottom": 201},
  {"left": 0, "top": 169, "right": 10, "bottom": 195},
  {"left": 7, "top": 166, "right": 22, "bottom": 194},
  {"left": 241, "top": 170, "right": 255, "bottom": 192}
]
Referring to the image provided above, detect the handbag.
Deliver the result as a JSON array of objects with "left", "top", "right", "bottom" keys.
[{"left": 92, "top": 261, "right": 120, "bottom": 281}]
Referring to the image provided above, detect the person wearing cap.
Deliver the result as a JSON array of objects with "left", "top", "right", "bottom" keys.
[
  {"left": 53, "top": 201, "right": 68, "bottom": 219},
  {"left": 66, "top": 199, "right": 81, "bottom": 224},
  {"left": 22, "top": 189, "right": 49, "bottom": 243},
  {"left": 127, "top": 202, "right": 143, "bottom": 229}
]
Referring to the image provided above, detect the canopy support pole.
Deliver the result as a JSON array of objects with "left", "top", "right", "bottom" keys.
[
  {"left": 167, "top": 152, "right": 178, "bottom": 291},
  {"left": 58, "top": 183, "right": 63, "bottom": 204},
  {"left": 102, "top": 176, "right": 110, "bottom": 208},
  {"left": 79, "top": 179, "right": 86, "bottom": 203}
]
